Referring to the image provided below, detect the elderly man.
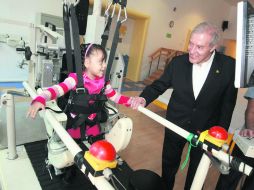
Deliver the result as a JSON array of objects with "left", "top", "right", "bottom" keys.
[{"left": 131, "top": 22, "right": 238, "bottom": 189}]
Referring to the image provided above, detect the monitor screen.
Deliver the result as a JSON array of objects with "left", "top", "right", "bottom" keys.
[{"left": 235, "top": 1, "right": 254, "bottom": 88}]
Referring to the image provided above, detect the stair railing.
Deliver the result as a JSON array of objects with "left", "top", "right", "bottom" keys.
[{"left": 148, "top": 48, "right": 185, "bottom": 77}]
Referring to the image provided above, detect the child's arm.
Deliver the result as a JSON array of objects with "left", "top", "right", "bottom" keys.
[
  {"left": 104, "top": 83, "right": 146, "bottom": 109},
  {"left": 27, "top": 76, "right": 77, "bottom": 118},
  {"left": 33, "top": 76, "right": 76, "bottom": 103}
]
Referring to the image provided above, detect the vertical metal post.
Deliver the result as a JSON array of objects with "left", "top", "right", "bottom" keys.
[
  {"left": 191, "top": 153, "right": 211, "bottom": 190},
  {"left": 157, "top": 51, "right": 162, "bottom": 70},
  {"left": 1, "top": 93, "right": 18, "bottom": 160},
  {"left": 148, "top": 60, "right": 153, "bottom": 77}
]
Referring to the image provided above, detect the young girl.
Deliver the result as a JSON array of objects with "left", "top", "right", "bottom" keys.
[{"left": 27, "top": 43, "right": 145, "bottom": 139}]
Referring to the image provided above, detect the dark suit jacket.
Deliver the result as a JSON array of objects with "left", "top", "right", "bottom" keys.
[{"left": 140, "top": 52, "right": 238, "bottom": 133}]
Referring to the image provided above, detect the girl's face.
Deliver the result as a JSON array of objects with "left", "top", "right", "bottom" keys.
[{"left": 84, "top": 50, "right": 107, "bottom": 79}]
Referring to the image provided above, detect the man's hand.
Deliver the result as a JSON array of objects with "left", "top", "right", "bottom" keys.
[
  {"left": 239, "top": 129, "right": 254, "bottom": 138},
  {"left": 130, "top": 97, "right": 146, "bottom": 110}
]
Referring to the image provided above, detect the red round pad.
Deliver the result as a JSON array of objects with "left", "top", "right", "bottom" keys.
[
  {"left": 208, "top": 126, "right": 228, "bottom": 140},
  {"left": 89, "top": 140, "right": 116, "bottom": 161}
]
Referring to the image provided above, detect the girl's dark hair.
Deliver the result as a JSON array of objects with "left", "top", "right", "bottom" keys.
[{"left": 81, "top": 43, "right": 107, "bottom": 63}]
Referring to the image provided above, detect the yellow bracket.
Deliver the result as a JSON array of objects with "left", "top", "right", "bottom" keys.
[
  {"left": 84, "top": 151, "right": 117, "bottom": 172},
  {"left": 199, "top": 130, "right": 228, "bottom": 148}
]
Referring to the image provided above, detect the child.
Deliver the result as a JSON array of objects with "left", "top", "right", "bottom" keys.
[{"left": 27, "top": 43, "right": 146, "bottom": 139}]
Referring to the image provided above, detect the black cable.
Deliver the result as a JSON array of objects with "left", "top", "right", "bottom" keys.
[{"left": 104, "top": 104, "right": 118, "bottom": 114}]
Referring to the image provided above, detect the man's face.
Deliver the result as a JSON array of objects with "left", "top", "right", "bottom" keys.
[{"left": 188, "top": 32, "right": 216, "bottom": 64}]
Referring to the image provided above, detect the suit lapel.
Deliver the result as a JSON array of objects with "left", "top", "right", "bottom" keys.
[
  {"left": 195, "top": 52, "right": 222, "bottom": 103},
  {"left": 186, "top": 60, "right": 196, "bottom": 101}
]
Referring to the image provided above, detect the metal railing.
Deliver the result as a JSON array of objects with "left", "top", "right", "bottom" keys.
[{"left": 147, "top": 47, "right": 185, "bottom": 77}]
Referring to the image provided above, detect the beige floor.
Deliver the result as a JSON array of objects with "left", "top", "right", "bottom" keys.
[{"left": 117, "top": 91, "right": 232, "bottom": 190}]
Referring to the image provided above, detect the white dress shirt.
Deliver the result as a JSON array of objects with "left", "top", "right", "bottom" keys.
[{"left": 192, "top": 51, "right": 215, "bottom": 99}]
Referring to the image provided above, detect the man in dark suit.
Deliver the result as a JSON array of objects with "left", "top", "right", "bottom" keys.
[{"left": 131, "top": 22, "right": 238, "bottom": 189}]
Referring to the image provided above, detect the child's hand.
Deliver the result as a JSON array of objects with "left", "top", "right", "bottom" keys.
[
  {"left": 130, "top": 97, "right": 146, "bottom": 110},
  {"left": 27, "top": 102, "right": 45, "bottom": 119},
  {"left": 239, "top": 129, "right": 254, "bottom": 138}
]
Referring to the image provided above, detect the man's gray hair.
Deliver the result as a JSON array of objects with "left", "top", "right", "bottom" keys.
[{"left": 191, "top": 22, "right": 221, "bottom": 47}]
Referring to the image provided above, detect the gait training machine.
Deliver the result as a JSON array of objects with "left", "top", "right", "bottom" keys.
[{"left": 1, "top": 0, "right": 254, "bottom": 190}]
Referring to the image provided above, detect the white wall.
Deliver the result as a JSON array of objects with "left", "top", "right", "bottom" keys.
[
  {"left": 0, "top": 0, "right": 62, "bottom": 24},
  {"left": 127, "top": 0, "right": 238, "bottom": 80},
  {"left": 106, "top": 17, "right": 135, "bottom": 55},
  {"left": 0, "top": 44, "right": 28, "bottom": 81},
  {"left": 0, "top": 0, "right": 63, "bottom": 81}
]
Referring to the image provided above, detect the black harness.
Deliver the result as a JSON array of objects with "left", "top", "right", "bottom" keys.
[{"left": 64, "top": 87, "right": 108, "bottom": 140}]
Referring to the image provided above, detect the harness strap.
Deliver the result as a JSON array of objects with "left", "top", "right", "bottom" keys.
[
  {"left": 75, "top": 0, "right": 89, "bottom": 36},
  {"left": 71, "top": 114, "right": 93, "bottom": 129},
  {"left": 105, "top": 20, "right": 121, "bottom": 82},
  {"left": 63, "top": 4, "right": 74, "bottom": 73},
  {"left": 70, "top": 4, "right": 84, "bottom": 88},
  {"left": 80, "top": 125, "right": 87, "bottom": 141},
  {"left": 101, "top": 16, "right": 112, "bottom": 48},
  {"left": 67, "top": 112, "right": 102, "bottom": 140}
]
